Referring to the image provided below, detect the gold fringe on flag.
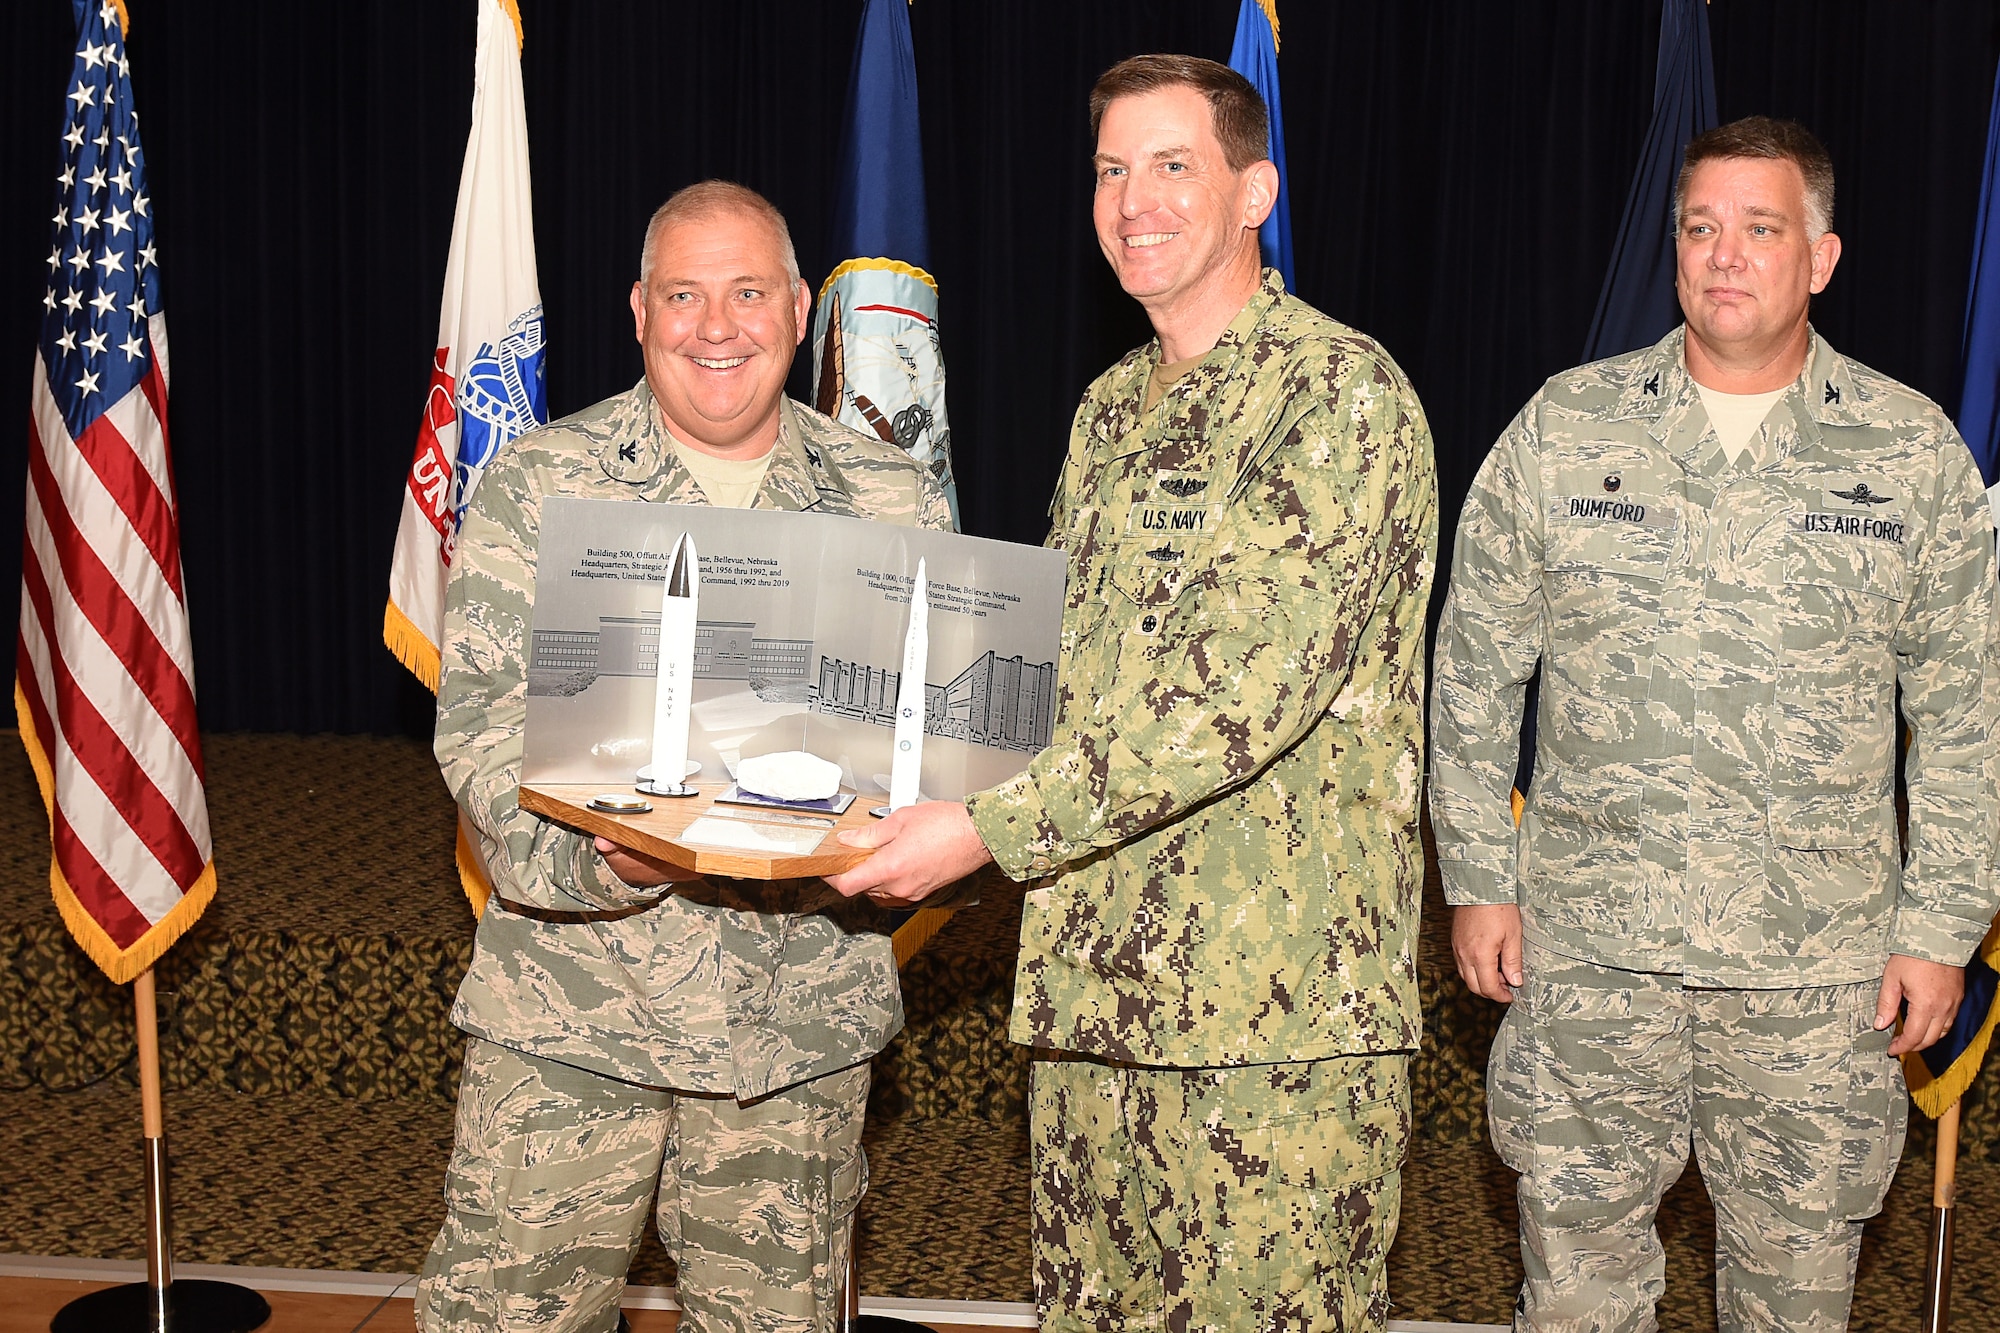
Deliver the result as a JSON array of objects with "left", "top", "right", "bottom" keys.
[
  {"left": 818, "top": 256, "right": 940, "bottom": 304},
  {"left": 892, "top": 904, "right": 957, "bottom": 970},
  {"left": 498, "top": 0, "right": 524, "bottom": 52},
  {"left": 382, "top": 599, "right": 443, "bottom": 693},
  {"left": 1256, "top": 0, "right": 1280, "bottom": 53},
  {"left": 14, "top": 683, "right": 216, "bottom": 985},
  {"left": 109, "top": 0, "right": 131, "bottom": 37},
  {"left": 1905, "top": 918, "right": 2000, "bottom": 1119},
  {"left": 456, "top": 816, "right": 494, "bottom": 917}
]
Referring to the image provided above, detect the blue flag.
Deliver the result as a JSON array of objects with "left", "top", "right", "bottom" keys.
[
  {"left": 1514, "top": 0, "right": 1715, "bottom": 803},
  {"left": 1915, "top": 59, "right": 2000, "bottom": 1118},
  {"left": 1227, "top": 0, "right": 1293, "bottom": 287},
  {"left": 811, "top": 0, "right": 958, "bottom": 523},
  {"left": 1956, "top": 59, "right": 2000, "bottom": 504},
  {"left": 1580, "top": 0, "right": 1716, "bottom": 361}
]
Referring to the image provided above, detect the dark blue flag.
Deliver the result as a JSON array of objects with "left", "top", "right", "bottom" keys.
[
  {"left": 1956, "top": 59, "right": 2000, "bottom": 500},
  {"left": 1581, "top": 0, "right": 1716, "bottom": 362},
  {"left": 811, "top": 0, "right": 958, "bottom": 521},
  {"left": 1913, "top": 59, "right": 2000, "bottom": 1118},
  {"left": 1517, "top": 0, "right": 1715, "bottom": 803},
  {"left": 1227, "top": 0, "right": 1293, "bottom": 287}
]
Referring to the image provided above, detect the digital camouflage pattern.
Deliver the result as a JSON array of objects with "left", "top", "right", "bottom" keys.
[
  {"left": 1431, "top": 328, "right": 2000, "bottom": 986},
  {"left": 416, "top": 1037, "right": 869, "bottom": 1333},
  {"left": 1031, "top": 1053, "right": 1409, "bottom": 1333},
  {"left": 1489, "top": 947, "right": 1906, "bottom": 1333},
  {"left": 968, "top": 270, "right": 1438, "bottom": 1066},
  {"left": 436, "top": 380, "right": 952, "bottom": 1099}
]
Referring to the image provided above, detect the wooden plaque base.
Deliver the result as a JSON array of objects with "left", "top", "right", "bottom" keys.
[{"left": 519, "top": 782, "right": 884, "bottom": 880}]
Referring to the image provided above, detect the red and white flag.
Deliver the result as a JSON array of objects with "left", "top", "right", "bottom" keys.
[
  {"left": 384, "top": 0, "right": 542, "bottom": 915},
  {"left": 19, "top": 0, "right": 212, "bottom": 983},
  {"left": 384, "top": 0, "right": 545, "bottom": 690}
]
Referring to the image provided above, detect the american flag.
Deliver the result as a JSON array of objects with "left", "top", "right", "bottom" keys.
[{"left": 18, "top": 0, "right": 213, "bottom": 984}]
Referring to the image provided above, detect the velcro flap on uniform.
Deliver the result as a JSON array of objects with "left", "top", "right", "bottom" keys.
[
  {"left": 1527, "top": 768, "right": 1645, "bottom": 831},
  {"left": 1265, "top": 1094, "right": 1406, "bottom": 1189},
  {"left": 1767, "top": 793, "right": 1887, "bottom": 851},
  {"left": 1783, "top": 528, "right": 1909, "bottom": 602},
  {"left": 1544, "top": 503, "right": 1675, "bottom": 577}
]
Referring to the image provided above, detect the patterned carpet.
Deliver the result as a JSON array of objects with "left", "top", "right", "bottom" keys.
[{"left": 1, "top": 733, "right": 1995, "bottom": 1327}]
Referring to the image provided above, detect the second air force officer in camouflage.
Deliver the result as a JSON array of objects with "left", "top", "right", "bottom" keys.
[
  {"left": 831, "top": 55, "right": 1437, "bottom": 1332},
  {"left": 1431, "top": 118, "right": 2000, "bottom": 1332},
  {"left": 416, "top": 183, "right": 952, "bottom": 1333}
]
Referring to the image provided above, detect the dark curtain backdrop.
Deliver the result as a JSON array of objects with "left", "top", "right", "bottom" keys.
[{"left": 3, "top": 1, "right": 1997, "bottom": 736}]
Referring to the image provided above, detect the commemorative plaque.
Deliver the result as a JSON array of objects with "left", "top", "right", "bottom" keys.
[{"left": 519, "top": 500, "right": 1065, "bottom": 878}]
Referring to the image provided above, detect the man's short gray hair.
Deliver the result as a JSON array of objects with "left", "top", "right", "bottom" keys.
[
  {"left": 1672, "top": 116, "right": 1836, "bottom": 242},
  {"left": 637, "top": 181, "right": 802, "bottom": 287}
]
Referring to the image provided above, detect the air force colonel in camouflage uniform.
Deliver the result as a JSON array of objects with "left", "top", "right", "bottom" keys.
[
  {"left": 416, "top": 183, "right": 951, "bottom": 1333},
  {"left": 1431, "top": 118, "right": 2000, "bottom": 1333},
  {"left": 831, "top": 56, "right": 1437, "bottom": 1332}
]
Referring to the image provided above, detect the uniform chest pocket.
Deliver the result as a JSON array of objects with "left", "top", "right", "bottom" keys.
[
  {"left": 1541, "top": 517, "right": 1673, "bottom": 673},
  {"left": 1769, "top": 535, "right": 1906, "bottom": 788},
  {"left": 1776, "top": 528, "right": 1908, "bottom": 674}
]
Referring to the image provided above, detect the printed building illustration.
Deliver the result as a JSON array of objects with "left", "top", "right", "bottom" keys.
[
  {"left": 810, "top": 649, "right": 1055, "bottom": 752},
  {"left": 527, "top": 615, "right": 811, "bottom": 700}
]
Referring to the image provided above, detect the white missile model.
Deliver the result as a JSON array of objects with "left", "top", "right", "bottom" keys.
[
  {"left": 886, "top": 558, "right": 929, "bottom": 812},
  {"left": 638, "top": 532, "right": 699, "bottom": 797}
]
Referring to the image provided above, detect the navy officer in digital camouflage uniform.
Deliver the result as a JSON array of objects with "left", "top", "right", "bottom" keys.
[
  {"left": 1431, "top": 118, "right": 2000, "bottom": 1332},
  {"left": 833, "top": 55, "right": 1438, "bottom": 1333},
  {"left": 416, "top": 181, "right": 951, "bottom": 1333}
]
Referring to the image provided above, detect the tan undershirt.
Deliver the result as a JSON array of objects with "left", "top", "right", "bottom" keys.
[
  {"left": 669, "top": 433, "right": 773, "bottom": 509},
  {"left": 1143, "top": 351, "right": 1209, "bottom": 412},
  {"left": 1695, "top": 382, "right": 1790, "bottom": 466}
]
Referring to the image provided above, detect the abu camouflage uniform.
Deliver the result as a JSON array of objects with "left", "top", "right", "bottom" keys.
[
  {"left": 417, "top": 380, "right": 951, "bottom": 1333},
  {"left": 967, "top": 271, "right": 1437, "bottom": 1331},
  {"left": 1430, "top": 328, "right": 2000, "bottom": 1333}
]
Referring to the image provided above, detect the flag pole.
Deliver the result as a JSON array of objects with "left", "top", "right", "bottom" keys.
[
  {"left": 1921, "top": 1099, "right": 1962, "bottom": 1333},
  {"left": 135, "top": 969, "right": 170, "bottom": 1323},
  {"left": 48, "top": 969, "right": 270, "bottom": 1332}
]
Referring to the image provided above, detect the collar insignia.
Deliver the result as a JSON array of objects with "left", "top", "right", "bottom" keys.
[
  {"left": 1824, "top": 381, "right": 1841, "bottom": 405},
  {"left": 1831, "top": 482, "right": 1892, "bottom": 506},
  {"left": 1642, "top": 372, "right": 1661, "bottom": 397},
  {"left": 618, "top": 441, "right": 638, "bottom": 463}
]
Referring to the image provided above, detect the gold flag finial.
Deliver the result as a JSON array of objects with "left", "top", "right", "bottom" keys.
[
  {"left": 498, "top": 0, "right": 524, "bottom": 51},
  {"left": 1256, "top": 0, "right": 1280, "bottom": 54}
]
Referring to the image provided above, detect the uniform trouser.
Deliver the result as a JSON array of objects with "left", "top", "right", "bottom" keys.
[
  {"left": 1488, "top": 945, "right": 1907, "bottom": 1333},
  {"left": 416, "top": 1037, "right": 870, "bottom": 1333},
  {"left": 1030, "top": 1050, "right": 1411, "bottom": 1333}
]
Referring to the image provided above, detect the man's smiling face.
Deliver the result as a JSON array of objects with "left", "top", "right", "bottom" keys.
[
  {"left": 1091, "top": 86, "right": 1260, "bottom": 309},
  {"left": 630, "top": 208, "right": 810, "bottom": 456}
]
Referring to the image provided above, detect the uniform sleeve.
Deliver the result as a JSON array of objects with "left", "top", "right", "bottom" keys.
[
  {"left": 916, "top": 469, "right": 955, "bottom": 534},
  {"left": 1426, "top": 401, "right": 1547, "bottom": 907},
  {"left": 434, "top": 458, "right": 663, "bottom": 912},
  {"left": 968, "top": 353, "right": 1436, "bottom": 879},
  {"left": 1889, "top": 432, "right": 2000, "bottom": 963}
]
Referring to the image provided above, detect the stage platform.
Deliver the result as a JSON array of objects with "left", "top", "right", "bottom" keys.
[{"left": 1, "top": 733, "right": 1995, "bottom": 1326}]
